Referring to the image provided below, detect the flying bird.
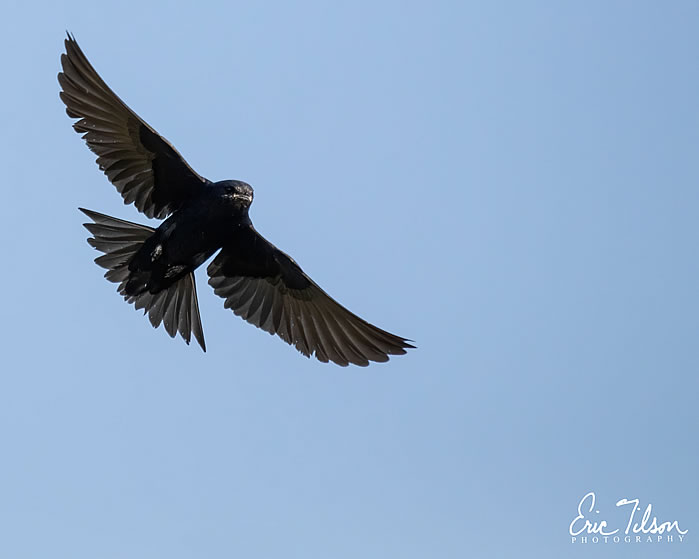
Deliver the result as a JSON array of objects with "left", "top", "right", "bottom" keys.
[{"left": 58, "top": 33, "right": 413, "bottom": 366}]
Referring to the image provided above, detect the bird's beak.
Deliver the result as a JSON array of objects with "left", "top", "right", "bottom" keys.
[{"left": 233, "top": 193, "right": 253, "bottom": 203}]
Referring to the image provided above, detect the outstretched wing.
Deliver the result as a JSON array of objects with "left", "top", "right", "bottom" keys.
[
  {"left": 207, "top": 226, "right": 413, "bottom": 366},
  {"left": 59, "top": 34, "right": 209, "bottom": 219},
  {"left": 80, "top": 208, "right": 206, "bottom": 351}
]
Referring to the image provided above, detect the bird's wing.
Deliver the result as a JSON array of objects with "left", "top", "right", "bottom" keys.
[
  {"left": 80, "top": 208, "right": 206, "bottom": 351},
  {"left": 207, "top": 226, "right": 413, "bottom": 366},
  {"left": 59, "top": 34, "right": 209, "bottom": 219}
]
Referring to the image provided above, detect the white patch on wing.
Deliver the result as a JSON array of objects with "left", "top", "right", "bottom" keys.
[{"left": 151, "top": 244, "right": 163, "bottom": 261}]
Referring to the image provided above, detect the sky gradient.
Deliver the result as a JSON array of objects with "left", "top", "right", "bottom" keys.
[{"left": 0, "top": 1, "right": 697, "bottom": 557}]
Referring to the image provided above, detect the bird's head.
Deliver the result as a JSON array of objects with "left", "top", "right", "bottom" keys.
[{"left": 220, "top": 180, "right": 254, "bottom": 209}]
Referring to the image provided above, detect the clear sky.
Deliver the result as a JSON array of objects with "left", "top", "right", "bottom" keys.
[{"left": 0, "top": 1, "right": 697, "bottom": 557}]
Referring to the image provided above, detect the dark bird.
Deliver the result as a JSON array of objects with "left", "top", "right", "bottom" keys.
[{"left": 58, "top": 33, "right": 413, "bottom": 366}]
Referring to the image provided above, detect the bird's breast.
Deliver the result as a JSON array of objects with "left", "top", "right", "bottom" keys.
[{"left": 158, "top": 205, "right": 248, "bottom": 263}]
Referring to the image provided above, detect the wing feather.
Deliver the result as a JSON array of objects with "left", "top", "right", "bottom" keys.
[
  {"left": 207, "top": 226, "right": 413, "bottom": 366},
  {"left": 59, "top": 34, "right": 209, "bottom": 219}
]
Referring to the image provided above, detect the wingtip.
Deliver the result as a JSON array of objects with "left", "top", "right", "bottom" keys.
[
  {"left": 78, "top": 207, "right": 97, "bottom": 222},
  {"left": 196, "top": 334, "right": 207, "bottom": 352}
]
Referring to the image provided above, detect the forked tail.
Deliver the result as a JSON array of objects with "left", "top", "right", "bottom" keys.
[{"left": 79, "top": 208, "right": 206, "bottom": 351}]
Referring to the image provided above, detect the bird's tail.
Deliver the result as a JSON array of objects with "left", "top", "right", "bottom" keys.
[{"left": 79, "top": 208, "right": 206, "bottom": 351}]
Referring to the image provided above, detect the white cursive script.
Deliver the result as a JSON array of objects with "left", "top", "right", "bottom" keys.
[
  {"left": 570, "top": 492, "right": 688, "bottom": 538},
  {"left": 617, "top": 498, "right": 688, "bottom": 535},
  {"left": 570, "top": 492, "right": 618, "bottom": 536}
]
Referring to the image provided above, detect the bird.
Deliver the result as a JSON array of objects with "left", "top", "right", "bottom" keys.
[{"left": 58, "top": 33, "right": 414, "bottom": 367}]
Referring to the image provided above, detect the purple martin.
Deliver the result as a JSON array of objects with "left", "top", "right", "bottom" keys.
[{"left": 58, "top": 34, "right": 413, "bottom": 366}]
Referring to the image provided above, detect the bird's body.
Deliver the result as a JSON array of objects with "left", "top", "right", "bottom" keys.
[
  {"left": 125, "top": 180, "right": 253, "bottom": 296},
  {"left": 59, "top": 33, "right": 413, "bottom": 366}
]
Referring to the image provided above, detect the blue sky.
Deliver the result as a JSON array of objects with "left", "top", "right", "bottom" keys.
[{"left": 0, "top": 1, "right": 697, "bottom": 557}]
